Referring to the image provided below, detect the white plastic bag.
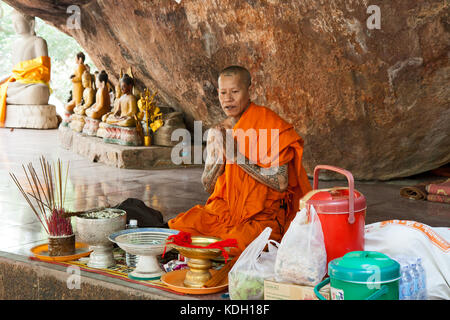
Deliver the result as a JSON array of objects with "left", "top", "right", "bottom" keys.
[
  {"left": 228, "top": 227, "right": 279, "bottom": 300},
  {"left": 274, "top": 206, "right": 327, "bottom": 286},
  {"left": 365, "top": 220, "right": 450, "bottom": 300}
]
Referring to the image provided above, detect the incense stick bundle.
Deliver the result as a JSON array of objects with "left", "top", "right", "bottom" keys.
[{"left": 10, "top": 156, "right": 73, "bottom": 236}]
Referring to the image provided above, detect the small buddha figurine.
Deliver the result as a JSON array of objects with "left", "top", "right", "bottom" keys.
[
  {"left": 102, "top": 74, "right": 138, "bottom": 127},
  {"left": 85, "top": 71, "right": 111, "bottom": 120},
  {"left": 64, "top": 52, "right": 86, "bottom": 113},
  {"left": 73, "top": 69, "right": 95, "bottom": 116}
]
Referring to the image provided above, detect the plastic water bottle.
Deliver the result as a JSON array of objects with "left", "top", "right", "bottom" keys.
[
  {"left": 125, "top": 219, "right": 138, "bottom": 267},
  {"left": 399, "top": 265, "right": 414, "bottom": 300},
  {"left": 409, "top": 262, "right": 420, "bottom": 300},
  {"left": 416, "top": 258, "right": 427, "bottom": 300}
]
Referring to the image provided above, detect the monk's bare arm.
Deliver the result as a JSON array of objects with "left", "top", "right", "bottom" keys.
[
  {"left": 236, "top": 153, "right": 289, "bottom": 192},
  {"left": 219, "top": 116, "right": 289, "bottom": 192},
  {"left": 201, "top": 127, "right": 226, "bottom": 194},
  {"left": 201, "top": 161, "right": 225, "bottom": 194}
]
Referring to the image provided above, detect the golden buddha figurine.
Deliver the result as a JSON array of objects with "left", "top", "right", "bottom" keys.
[
  {"left": 64, "top": 52, "right": 86, "bottom": 113},
  {"left": 114, "top": 67, "right": 141, "bottom": 100},
  {"left": 85, "top": 71, "right": 111, "bottom": 120},
  {"left": 73, "top": 69, "right": 95, "bottom": 116},
  {"left": 102, "top": 74, "right": 138, "bottom": 127},
  {"left": 83, "top": 71, "right": 111, "bottom": 136}
]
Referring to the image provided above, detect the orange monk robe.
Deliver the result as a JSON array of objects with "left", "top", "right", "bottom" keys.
[
  {"left": 0, "top": 56, "right": 51, "bottom": 127},
  {"left": 168, "top": 103, "right": 312, "bottom": 255}
]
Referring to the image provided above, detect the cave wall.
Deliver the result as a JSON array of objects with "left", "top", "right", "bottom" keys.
[{"left": 5, "top": 0, "right": 450, "bottom": 180}]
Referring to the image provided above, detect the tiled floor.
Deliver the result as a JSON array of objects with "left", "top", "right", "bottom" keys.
[
  {"left": 0, "top": 128, "right": 210, "bottom": 254},
  {"left": 0, "top": 128, "right": 448, "bottom": 256}
]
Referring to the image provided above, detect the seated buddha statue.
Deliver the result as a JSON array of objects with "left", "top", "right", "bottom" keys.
[
  {"left": 82, "top": 71, "right": 111, "bottom": 136},
  {"left": 70, "top": 68, "right": 96, "bottom": 132},
  {"left": 73, "top": 69, "right": 95, "bottom": 116},
  {"left": 0, "top": 10, "right": 57, "bottom": 128},
  {"left": 85, "top": 70, "right": 111, "bottom": 120},
  {"left": 98, "top": 73, "right": 143, "bottom": 146},
  {"left": 64, "top": 52, "right": 86, "bottom": 113},
  {"left": 102, "top": 74, "right": 138, "bottom": 127}
]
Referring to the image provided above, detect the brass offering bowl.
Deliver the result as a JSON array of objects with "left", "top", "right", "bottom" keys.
[{"left": 168, "top": 236, "right": 230, "bottom": 288}]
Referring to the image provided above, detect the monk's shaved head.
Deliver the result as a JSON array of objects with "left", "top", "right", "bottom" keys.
[
  {"left": 219, "top": 66, "right": 251, "bottom": 88},
  {"left": 218, "top": 66, "right": 251, "bottom": 119}
]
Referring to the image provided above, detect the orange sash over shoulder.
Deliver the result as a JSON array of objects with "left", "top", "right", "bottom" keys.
[
  {"left": 0, "top": 56, "right": 51, "bottom": 127},
  {"left": 168, "top": 103, "right": 311, "bottom": 255}
]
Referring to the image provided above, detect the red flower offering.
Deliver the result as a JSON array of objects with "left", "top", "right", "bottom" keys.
[{"left": 163, "top": 231, "right": 238, "bottom": 263}]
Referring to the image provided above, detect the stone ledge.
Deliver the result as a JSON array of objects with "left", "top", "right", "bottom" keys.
[
  {"left": 0, "top": 251, "right": 198, "bottom": 300},
  {"left": 58, "top": 125, "right": 202, "bottom": 170}
]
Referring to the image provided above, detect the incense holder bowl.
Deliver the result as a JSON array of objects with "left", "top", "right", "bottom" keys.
[
  {"left": 75, "top": 209, "right": 126, "bottom": 268},
  {"left": 109, "top": 228, "right": 179, "bottom": 280},
  {"left": 48, "top": 234, "right": 75, "bottom": 256},
  {"left": 167, "top": 236, "right": 228, "bottom": 288}
]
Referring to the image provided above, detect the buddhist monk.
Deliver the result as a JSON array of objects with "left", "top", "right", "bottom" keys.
[
  {"left": 85, "top": 71, "right": 111, "bottom": 120},
  {"left": 168, "top": 66, "right": 312, "bottom": 256}
]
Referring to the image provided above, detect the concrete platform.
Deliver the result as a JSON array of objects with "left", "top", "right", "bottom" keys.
[
  {"left": 0, "top": 127, "right": 448, "bottom": 300},
  {"left": 58, "top": 125, "right": 201, "bottom": 170},
  {"left": 0, "top": 251, "right": 224, "bottom": 300}
]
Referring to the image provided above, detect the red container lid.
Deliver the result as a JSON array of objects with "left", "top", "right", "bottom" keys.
[{"left": 305, "top": 188, "right": 366, "bottom": 214}]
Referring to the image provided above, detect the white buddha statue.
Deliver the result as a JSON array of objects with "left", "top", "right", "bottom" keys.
[{"left": 0, "top": 10, "right": 57, "bottom": 129}]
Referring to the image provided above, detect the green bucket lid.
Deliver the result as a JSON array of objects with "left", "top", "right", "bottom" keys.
[{"left": 328, "top": 251, "right": 400, "bottom": 283}]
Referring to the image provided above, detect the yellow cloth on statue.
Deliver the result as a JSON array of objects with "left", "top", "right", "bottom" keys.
[{"left": 0, "top": 56, "right": 51, "bottom": 127}]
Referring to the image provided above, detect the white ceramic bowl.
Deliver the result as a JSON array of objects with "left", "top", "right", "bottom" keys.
[
  {"left": 75, "top": 208, "right": 127, "bottom": 268},
  {"left": 109, "top": 228, "right": 179, "bottom": 280}
]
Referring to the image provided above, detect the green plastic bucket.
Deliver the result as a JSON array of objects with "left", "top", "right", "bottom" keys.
[{"left": 314, "top": 251, "right": 400, "bottom": 300}]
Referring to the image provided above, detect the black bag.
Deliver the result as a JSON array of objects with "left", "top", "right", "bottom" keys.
[{"left": 114, "top": 198, "right": 167, "bottom": 228}]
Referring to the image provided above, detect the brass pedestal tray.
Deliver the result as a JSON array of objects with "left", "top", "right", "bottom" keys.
[
  {"left": 162, "top": 235, "right": 234, "bottom": 294},
  {"left": 161, "top": 268, "right": 228, "bottom": 295}
]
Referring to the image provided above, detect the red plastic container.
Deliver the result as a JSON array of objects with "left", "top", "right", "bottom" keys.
[{"left": 300, "top": 165, "right": 366, "bottom": 266}]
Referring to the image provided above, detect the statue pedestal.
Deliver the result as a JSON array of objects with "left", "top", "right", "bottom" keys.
[
  {"left": 69, "top": 114, "right": 86, "bottom": 133},
  {"left": 102, "top": 123, "right": 143, "bottom": 146},
  {"left": 83, "top": 117, "right": 101, "bottom": 136},
  {"left": 61, "top": 111, "right": 73, "bottom": 127},
  {"left": 96, "top": 122, "right": 108, "bottom": 138},
  {"left": 4, "top": 104, "right": 58, "bottom": 129},
  {"left": 58, "top": 123, "right": 73, "bottom": 149}
]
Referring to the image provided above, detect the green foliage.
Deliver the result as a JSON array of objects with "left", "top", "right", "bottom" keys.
[{"left": 0, "top": 2, "right": 94, "bottom": 104}]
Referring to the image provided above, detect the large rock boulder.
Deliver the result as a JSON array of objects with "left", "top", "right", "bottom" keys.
[{"left": 6, "top": 0, "right": 449, "bottom": 180}]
